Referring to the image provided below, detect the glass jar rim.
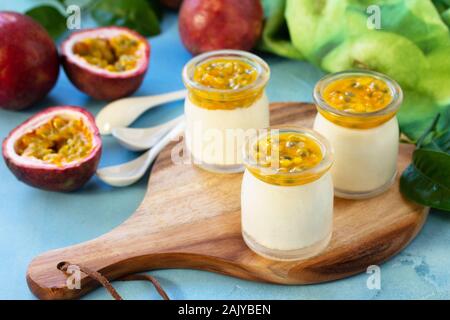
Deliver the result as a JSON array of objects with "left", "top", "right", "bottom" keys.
[
  {"left": 313, "top": 70, "right": 403, "bottom": 118},
  {"left": 182, "top": 50, "right": 270, "bottom": 94},
  {"left": 243, "top": 126, "right": 334, "bottom": 181}
]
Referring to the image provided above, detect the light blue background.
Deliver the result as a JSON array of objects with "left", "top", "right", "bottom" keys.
[{"left": 1, "top": 1, "right": 449, "bottom": 300}]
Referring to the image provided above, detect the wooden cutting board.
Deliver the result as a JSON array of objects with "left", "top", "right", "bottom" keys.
[{"left": 27, "top": 102, "right": 427, "bottom": 300}]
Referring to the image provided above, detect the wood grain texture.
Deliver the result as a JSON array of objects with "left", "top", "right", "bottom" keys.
[{"left": 27, "top": 102, "right": 427, "bottom": 300}]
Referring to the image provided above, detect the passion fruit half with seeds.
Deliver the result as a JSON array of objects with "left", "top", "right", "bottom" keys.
[
  {"left": 2, "top": 106, "right": 102, "bottom": 192},
  {"left": 61, "top": 27, "right": 150, "bottom": 101}
]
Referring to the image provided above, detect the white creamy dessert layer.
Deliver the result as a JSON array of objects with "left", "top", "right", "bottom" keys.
[
  {"left": 184, "top": 94, "right": 270, "bottom": 167},
  {"left": 241, "top": 170, "right": 333, "bottom": 251},
  {"left": 313, "top": 113, "right": 399, "bottom": 194}
]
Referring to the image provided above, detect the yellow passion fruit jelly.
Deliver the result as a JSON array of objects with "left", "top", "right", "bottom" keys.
[
  {"left": 184, "top": 51, "right": 269, "bottom": 110},
  {"left": 323, "top": 76, "right": 392, "bottom": 113},
  {"left": 314, "top": 71, "right": 402, "bottom": 129},
  {"left": 248, "top": 132, "right": 324, "bottom": 186},
  {"left": 193, "top": 58, "right": 258, "bottom": 90},
  {"left": 73, "top": 35, "right": 141, "bottom": 72},
  {"left": 14, "top": 116, "right": 93, "bottom": 167}
]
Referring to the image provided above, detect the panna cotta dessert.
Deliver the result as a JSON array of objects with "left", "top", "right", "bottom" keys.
[
  {"left": 241, "top": 127, "right": 334, "bottom": 261},
  {"left": 313, "top": 70, "right": 403, "bottom": 199},
  {"left": 182, "top": 50, "right": 270, "bottom": 173}
]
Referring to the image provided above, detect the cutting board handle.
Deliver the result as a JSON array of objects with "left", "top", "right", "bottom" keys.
[
  {"left": 26, "top": 212, "right": 225, "bottom": 300},
  {"left": 52, "top": 261, "right": 170, "bottom": 300},
  {"left": 26, "top": 229, "right": 138, "bottom": 299},
  {"left": 26, "top": 220, "right": 184, "bottom": 300}
]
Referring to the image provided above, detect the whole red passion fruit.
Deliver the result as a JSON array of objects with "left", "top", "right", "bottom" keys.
[
  {"left": 61, "top": 27, "right": 150, "bottom": 101},
  {"left": 178, "top": 0, "right": 263, "bottom": 55},
  {"left": 2, "top": 106, "right": 102, "bottom": 192},
  {"left": 0, "top": 12, "right": 59, "bottom": 110}
]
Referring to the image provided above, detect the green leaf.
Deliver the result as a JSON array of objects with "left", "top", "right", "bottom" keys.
[
  {"left": 400, "top": 149, "right": 450, "bottom": 211},
  {"left": 378, "top": 0, "right": 449, "bottom": 53},
  {"left": 25, "top": 5, "right": 67, "bottom": 39},
  {"left": 432, "top": 0, "right": 450, "bottom": 12},
  {"left": 90, "top": 0, "right": 160, "bottom": 37},
  {"left": 416, "top": 112, "right": 441, "bottom": 148},
  {"left": 258, "top": 0, "right": 304, "bottom": 60},
  {"left": 442, "top": 8, "right": 450, "bottom": 26},
  {"left": 416, "top": 107, "right": 450, "bottom": 151},
  {"left": 400, "top": 106, "right": 450, "bottom": 211},
  {"left": 146, "top": 0, "right": 163, "bottom": 21}
]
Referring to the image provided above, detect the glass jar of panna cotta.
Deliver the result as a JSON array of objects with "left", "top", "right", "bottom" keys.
[
  {"left": 241, "top": 127, "right": 334, "bottom": 261},
  {"left": 182, "top": 50, "right": 270, "bottom": 173},
  {"left": 313, "top": 70, "right": 403, "bottom": 199}
]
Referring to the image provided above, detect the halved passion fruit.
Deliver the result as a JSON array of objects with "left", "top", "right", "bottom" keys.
[
  {"left": 2, "top": 106, "right": 102, "bottom": 192},
  {"left": 61, "top": 27, "right": 150, "bottom": 101}
]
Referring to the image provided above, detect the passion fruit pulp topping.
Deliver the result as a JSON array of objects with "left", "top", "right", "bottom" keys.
[
  {"left": 255, "top": 133, "right": 323, "bottom": 171},
  {"left": 323, "top": 76, "right": 392, "bottom": 113},
  {"left": 248, "top": 132, "right": 325, "bottom": 186},
  {"left": 188, "top": 58, "right": 264, "bottom": 110},
  {"left": 14, "top": 116, "right": 94, "bottom": 167},
  {"left": 193, "top": 58, "right": 258, "bottom": 90},
  {"left": 73, "top": 35, "right": 141, "bottom": 72}
]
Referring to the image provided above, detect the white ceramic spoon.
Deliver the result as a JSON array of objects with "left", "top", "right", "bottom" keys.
[
  {"left": 95, "top": 89, "right": 187, "bottom": 135},
  {"left": 96, "top": 120, "right": 185, "bottom": 187},
  {"left": 112, "top": 115, "right": 183, "bottom": 151}
]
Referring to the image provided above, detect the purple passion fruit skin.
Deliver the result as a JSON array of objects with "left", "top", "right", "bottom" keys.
[
  {"left": 179, "top": 0, "right": 263, "bottom": 55},
  {"left": 2, "top": 106, "right": 102, "bottom": 192},
  {"left": 61, "top": 26, "right": 151, "bottom": 101},
  {"left": 0, "top": 11, "right": 59, "bottom": 110}
]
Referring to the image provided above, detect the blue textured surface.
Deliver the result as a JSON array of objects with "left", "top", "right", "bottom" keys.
[{"left": 1, "top": 2, "right": 449, "bottom": 300}]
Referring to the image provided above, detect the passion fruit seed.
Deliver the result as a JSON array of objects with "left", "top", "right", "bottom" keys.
[
  {"left": 323, "top": 76, "right": 392, "bottom": 113},
  {"left": 193, "top": 58, "right": 258, "bottom": 90},
  {"left": 14, "top": 116, "right": 93, "bottom": 167},
  {"left": 73, "top": 35, "right": 140, "bottom": 72},
  {"left": 252, "top": 132, "right": 323, "bottom": 173}
]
